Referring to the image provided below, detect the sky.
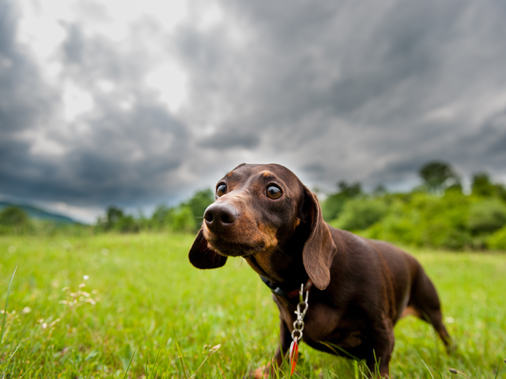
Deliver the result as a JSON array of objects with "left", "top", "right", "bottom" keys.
[{"left": 1, "top": 0, "right": 506, "bottom": 223}]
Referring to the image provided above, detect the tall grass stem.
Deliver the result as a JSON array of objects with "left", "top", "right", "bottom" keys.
[
  {"left": 1, "top": 265, "right": 18, "bottom": 344},
  {"left": 123, "top": 348, "right": 137, "bottom": 379}
]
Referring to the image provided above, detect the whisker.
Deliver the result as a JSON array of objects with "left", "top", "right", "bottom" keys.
[
  {"left": 274, "top": 245, "right": 292, "bottom": 260},
  {"left": 218, "top": 163, "right": 230, "bottom": 174},
  {"left": 234, "top": 258, "right": 245, "bottom": 272}
]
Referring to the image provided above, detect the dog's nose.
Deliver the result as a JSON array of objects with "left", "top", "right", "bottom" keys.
[{"left": 204, "top": 203, "right": 238, "bottom": 233}]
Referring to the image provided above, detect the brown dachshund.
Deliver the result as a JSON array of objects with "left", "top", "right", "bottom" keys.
[{"left": 189, "top": 163, "right": 451, "bottom": 378}]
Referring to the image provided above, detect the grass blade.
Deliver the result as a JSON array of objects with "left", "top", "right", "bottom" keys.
[
  {"left": 494, "top": 358, "right": 503, "bottom": 379},
  {"left": 123, "top": 348, "right": 137, "bottom": 379},
  {"left": 174, "top": 337, "right": 189, "bottom": 379},
  {"left": 421, "top": 359, "right": 435, "bottom": 379},
  {"left": 1, "top": 265, "right": 18, "bottom": 344}
]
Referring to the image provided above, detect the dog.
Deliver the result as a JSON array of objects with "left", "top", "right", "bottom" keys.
[{"left": 189, "top": 163, "right": 451, "bottom": 378}]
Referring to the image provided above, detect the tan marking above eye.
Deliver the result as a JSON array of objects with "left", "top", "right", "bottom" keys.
[{"left": 260, "top": 171, "right": 273, "bottom": 178}]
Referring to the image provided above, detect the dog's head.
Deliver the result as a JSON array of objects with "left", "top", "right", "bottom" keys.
[{"left": 188, "top": 163, "right": 337, "bottom": 290}]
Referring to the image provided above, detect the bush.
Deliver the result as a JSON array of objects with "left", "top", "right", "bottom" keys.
[
  {"left": 331, "top": 198, "right": 388, "bottom": 231},
  {"left": 148, "top": 189, "right": 214, "bottom": 232},
  {"left": 357, "top": 192, "right": 474, "bottom": 250},
  {"left": 487, "top": 225, "right": 506, "bottom": 250},
  {"left": 185, "top": 189, "right": 214, "bottom": 221},
  {"left": 0, "top": 206, "right": 29, "bottom": 226},
  {"left": 165, "top": 205, "right": 195, "bottom": 233},
  {"left": 0, "top": 206, "right": 31, "bottom": 234},
  {"left": 467, "top": 199, "right": 506, "bottom": 234},
  {"left": 322, "top": 181, "right": 362, "bottom": 221},
  {"left": 115, "top": 215, "right": 140, "bottom": 233}
]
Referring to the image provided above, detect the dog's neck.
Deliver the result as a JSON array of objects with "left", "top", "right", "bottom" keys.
[{"left": 244, "top": 241, "right": 309, "bottom": 289}]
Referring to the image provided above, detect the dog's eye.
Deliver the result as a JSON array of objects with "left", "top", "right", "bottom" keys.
[
  {"left": 216, "top": 184, "right": 227, "bottom": 197},
  {"left": 266, "top": 185, "right": 282, "bottom": 199}
]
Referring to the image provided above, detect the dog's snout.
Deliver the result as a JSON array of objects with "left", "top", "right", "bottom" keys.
[{"left": 204, "top": 203, "right": 238, "bottom": 232}]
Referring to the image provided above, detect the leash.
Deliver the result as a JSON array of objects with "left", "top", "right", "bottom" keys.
[{"left": 289, "top": 283, "right": 309, "bottom": 375}]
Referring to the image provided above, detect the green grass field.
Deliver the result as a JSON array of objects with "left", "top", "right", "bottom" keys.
[{"left": 0, "top": 233, "right": 505, "bottom": 378}]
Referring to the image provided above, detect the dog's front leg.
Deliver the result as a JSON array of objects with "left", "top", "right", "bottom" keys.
[
  {"left": 366, "top": 318, "right": 395, "bottom": 378},
  {"left": 252, "top": 319, "right": 291, "bottom": 378}
]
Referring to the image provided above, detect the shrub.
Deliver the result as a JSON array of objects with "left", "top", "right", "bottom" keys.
[
  {"left": 322, "top": 181, "right": 362, "bottom": 221},
  {"left": 185, "top": 189, "right": 214, "bottom": 221},
  {"left": 0, "top": 206, "right": 29, "bottom": 226},
  {"left": 331, "top": 198, "right": 388, "bottom": 231},
  {"left": 0, "top": 206, "right": 31, "bottom": 234},
  {"left": 357, "top": 192, "right": 474, "bottom": 250},
  {"left": 115, "top": 215, "right": 140, "bottom": 233},
  {"left": 487, "top": 225, "right": 506, "bottom": 250},
  {"left": 467, "top": 199, "right": 506, "bottom": 234},
  {"left": 165, "top": 205, "right": 195, "bottom": 233}
]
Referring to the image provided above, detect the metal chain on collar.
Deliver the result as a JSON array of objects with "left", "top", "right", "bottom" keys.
[{"left": 289, "top": 283, "right": 309, "bottom": 375}]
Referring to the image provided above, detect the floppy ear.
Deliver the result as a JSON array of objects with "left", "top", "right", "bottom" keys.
[
  {"left": 301, "top": 187, "right": 337, "bottom": 290},
  {"left": 189, "top": 228, "right": 228, "bottom": 269}
]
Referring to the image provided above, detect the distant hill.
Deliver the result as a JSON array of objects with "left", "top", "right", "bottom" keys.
[{"left": 0, "top": 201, "right": 79, "bottom": 224}]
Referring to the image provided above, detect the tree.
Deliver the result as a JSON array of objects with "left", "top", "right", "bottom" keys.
[
  {"left": 418, "top": 161, "right": 459, "bottom": 194},
  {"left": 96, "top": 206, "right": 139, "bottom": 233},
  {"left": 471, "top": 172, "right": 506, "bottom": 200},
  {"left": 148, "top": 188, "right": 214, "bottom": 232},
  {"left": 107, "top": 206, "right": 123, "bottom": 224},
  {"left": 115, "top": 214, "right": 139, "bottom": 233},
  {"left": 185, "top": 189, "right": 214, "bottom": 222},
  {"left": 337, "top": 181, "right": 362, "bottom": 198},
  {"left": 373, "top": 184, "right": 387, "bottom": 196},
  {"left": 151, "top": 204, "right": 170, "bottom": 229},
  {"left": 103, "top": 206, "right": 124, "bottom": 230},
  {"left": 168, "top": 205, "right": 195, "bottom": 232},
  {"left": 471, "top": 172, "right": 495, "bottom": 197},
  {"left": 0, "top": 206, "right": 29, "bottom": 226},
  {"left": 322, "top": 181, "right": 362, "bottom": 221}
]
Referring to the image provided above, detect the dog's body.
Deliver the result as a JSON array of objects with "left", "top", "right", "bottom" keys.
[{"left": 189, "top": 163, "right": 451, "bottom": 378}]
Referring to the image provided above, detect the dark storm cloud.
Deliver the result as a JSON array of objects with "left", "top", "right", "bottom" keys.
[
  {"left": 0, "top": 0, "right": 56, "bottom": 133},
  {"left": 198, "top": 129, "right": 260, "bottom": 149},
  {"left": 178, "top": 0, "right": 506, "bottom": 190},
  {"left": 55, "top": 26, "right": 191, "bottom": 207},
  {"left": 451, "top": 109, "right": 506, "bottom": 171},
  {"left": 2, "top": 0, "right": 506, "bottom": 221},
  {"left": 0, "top": 6, "right": 190, "bottom": 215}
]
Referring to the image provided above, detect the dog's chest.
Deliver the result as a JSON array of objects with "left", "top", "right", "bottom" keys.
[{"left": 276, "top": 296, "right": 366, "bottom": 350}]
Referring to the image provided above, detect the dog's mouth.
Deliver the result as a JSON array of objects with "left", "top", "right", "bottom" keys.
[
  {"left": 202, "top": 218, "right": 278, "bottom": 258},
  {"left": 205, "top": 232, "right": 266, "bottom": 257}
]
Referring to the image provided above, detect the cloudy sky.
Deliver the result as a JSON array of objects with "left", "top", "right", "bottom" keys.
[{"left": 1, "top": 0, "right": 506, "bottom": 223}]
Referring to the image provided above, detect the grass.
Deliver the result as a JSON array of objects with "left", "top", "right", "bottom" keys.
[{"left": 0, "top": 233, "right": 505, "bottom": 378}]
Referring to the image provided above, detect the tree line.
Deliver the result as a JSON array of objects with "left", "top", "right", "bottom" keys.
[
  {"left": 73, "top": 160, "right": 506, "bottom": 250},
  {"left": 95, "top": 188, "right": 214, "bottom": 234},
  {"left": 1, "top": 161, "right": 506, "bottom": 250},
  {"left": 322, "top": 161, "right": 506, "bottom": 250}
]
